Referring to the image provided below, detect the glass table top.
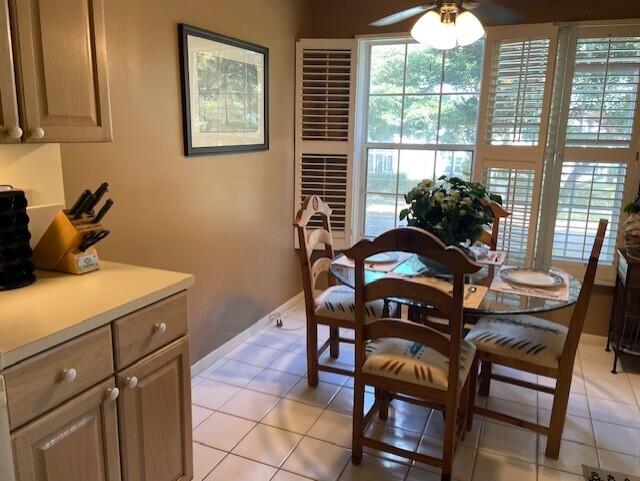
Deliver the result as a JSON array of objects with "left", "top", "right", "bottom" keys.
[{"left": 330, "top": 253, "right": 581, "bottom": 316}]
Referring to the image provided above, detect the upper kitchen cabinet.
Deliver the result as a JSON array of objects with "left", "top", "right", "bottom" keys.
[
  {"left": 0, "top": 0, "right": 21, "bottom": 142},
  {"left": 9, "top": 0, "right": 112, "bottom": 142}
]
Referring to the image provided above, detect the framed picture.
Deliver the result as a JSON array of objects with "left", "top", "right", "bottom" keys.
[{"left": 179, "top": 24, "right": 269, "bottom": 156}]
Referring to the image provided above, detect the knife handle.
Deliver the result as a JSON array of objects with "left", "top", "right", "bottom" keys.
[
  {"left": 72, "top": 195, "right": 95, "bottom": 220},
  {"left": 92, "top": 199, "right": 113, "bottom": 224},
  {"left": 68, "top": 190, "right": 91, "bottom": 216},
  {"left": 84, "top": 182, "right": 109, "bottom": 213}
]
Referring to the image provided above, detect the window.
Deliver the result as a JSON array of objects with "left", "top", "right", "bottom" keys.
[
  {"left": 548, "top": 32, "right": 640, "bottom": 270},
  {"left": 361, "top": 39, "right": 484, "bottom": 237}
]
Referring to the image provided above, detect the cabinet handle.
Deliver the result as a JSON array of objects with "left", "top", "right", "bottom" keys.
[
  {"left": 30, "top": 127, "right": 45, "bottom": 139},
  {"left": 61, "top": 368, "right": 77, "bottom": 383},
  {"left": 125, "top": 376, "right": 138, "bottom": 389},
  {"left": 8, "top": 126, "right": 22, "bottom": 139},
  {"left": 107, "top": 387, "right": 120, "bottom": 401},
  {"left": 154, "top": 322, "right": 167, "bottom": 334}
]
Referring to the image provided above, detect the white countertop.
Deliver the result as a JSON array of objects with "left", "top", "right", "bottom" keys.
[{"left": 0, "top": 261, "right": 195, "bottom": 369}]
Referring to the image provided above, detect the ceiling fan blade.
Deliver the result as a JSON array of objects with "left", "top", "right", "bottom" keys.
[
  {"left": 369, "top": 4, "right": 435, "bottom": 27},
  {"left": 461, "top": 1, "right": 481, "bottom": 9},
  {"left": 472, "top": 0, "right": 524, "bottom": 24}
]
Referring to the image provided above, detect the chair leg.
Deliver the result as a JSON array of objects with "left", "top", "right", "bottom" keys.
[
  {"left": 330, "top": 326, "right": 340, "bottom": 359},
  {"left": 307, "top": 321, "right": 319, "bottom": 387},
  {"left": 460, "top": 381, "right": 469, "bottom": 442},
  {"left": 478, "top": 360, "right": 492, "bottom": 396},
  {"left": 352, "top": 376, "right": 365, "bottom": 465},
  {"left": 376, "top": 389, "right": 389, "bottom": 421},
  {"left": 545, "top": 372, "right": 572, "bottom": 459},
  {"left": 441, "top": 399, "right": 457, "bottom": 481},
  {"left": 467, "top": 356, "right": 478, "bottom": 432}
]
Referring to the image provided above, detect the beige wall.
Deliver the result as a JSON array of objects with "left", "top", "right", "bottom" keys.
[
  {"left": 307, "top": 0, "right": 640, "bottom": 38},
  {"left": 60, "top": 0, "right": 310, "bottom": 363}
]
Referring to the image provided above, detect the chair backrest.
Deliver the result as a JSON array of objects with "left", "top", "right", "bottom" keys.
[
  {"left": 479, "top": 201, "right": 511, "bottom": 250},
  {"left": 294, "top": 195, "right": 335, "bottom": 317},
  {"left": 560, "top": 218, "right": 608, "bottom": 365},
  {"left": 344, "top": 227, "right": 482, "bottom": 394}
]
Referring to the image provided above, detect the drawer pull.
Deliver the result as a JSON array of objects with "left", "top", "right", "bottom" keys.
[
  {"left": 8, "top": 126, "right": 23, "bottom": 139},
  {"left": 61, "top": 368, "right": 77, "bottom": 383},
  {"left": 154, "top": 322, "right": 168, "bottom": 334},
  {"left": 125, "top": 376, "right": 138, "bottom": 389},
  {"left": 107, "top": 387, "right": 120, "bottom": 401},
  {"left": 30, "top": 127, "right": 45, "bottom": 139}
]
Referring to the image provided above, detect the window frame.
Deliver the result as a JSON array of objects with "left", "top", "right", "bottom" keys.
[{"left": 352, "top": 36, "right": 481, "bottom": 239}]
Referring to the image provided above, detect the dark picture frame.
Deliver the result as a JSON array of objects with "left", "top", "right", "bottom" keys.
[{"left": 178, "top": 24, "right": 269, "bottom": 156}]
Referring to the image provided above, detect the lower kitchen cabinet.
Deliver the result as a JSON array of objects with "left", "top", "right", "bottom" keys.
[
  {"left": 11, "top": 379, "right": 121, "bottom": 481},
  {"left": 118, "top": 336, "right": 193, "bottom": 481}
]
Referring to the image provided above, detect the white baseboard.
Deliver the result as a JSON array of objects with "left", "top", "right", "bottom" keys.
[{"left": 191, "top": 291, "right": 304, "bottom": 378}]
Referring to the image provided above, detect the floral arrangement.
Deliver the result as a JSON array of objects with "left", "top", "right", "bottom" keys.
[{"left": 399, "top": 176, "right": 502, "bottom": 247}]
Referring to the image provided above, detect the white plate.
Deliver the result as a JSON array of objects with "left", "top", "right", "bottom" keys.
[
  {"left": 500, "top": 267, "right": 564, "bottom": 288},
  {"left": 366, "top": 252, "right": 399, "bottom": 264}
]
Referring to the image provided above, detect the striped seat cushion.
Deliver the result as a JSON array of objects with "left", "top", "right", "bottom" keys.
[
  {"left": 314, "top": 286, "right": 392, "bottom": 322},
  {"left": 362, "top": 338, "right": 476, "bottom": 390},
  {"left": 465, "top": 315, "right": 567, "bottom": 369}
]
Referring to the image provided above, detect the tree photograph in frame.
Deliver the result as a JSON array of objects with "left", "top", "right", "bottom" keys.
[{"left": 179, "top": 24, "right": 269, "bottom": 156}]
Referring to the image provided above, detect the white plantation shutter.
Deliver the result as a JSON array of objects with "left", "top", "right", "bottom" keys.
[
  {"left": 482, "top": 167, "right": 536, "bottom": 265},
  {"left": 485, "top": 38, "right": 551, "bottom": 146},
  {"left": 295, "top": 39, "right": 355, "bottom": 248},
  {"left": 475, "top": 24, "right": 558, "bottom": 264},
  {"left": 537, "top": 25, "right": 640, "bottom": 283}
]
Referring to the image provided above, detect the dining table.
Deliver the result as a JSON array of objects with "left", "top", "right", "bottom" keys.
[{"left": 329, "top": 252, "right": 581, "bottom": 322}]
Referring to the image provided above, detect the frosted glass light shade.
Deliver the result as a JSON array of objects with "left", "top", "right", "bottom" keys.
[
  {"left": 410, "top": 11, "right": 442, "bottom": 45},
  {"left": 430, "top": 20, "right": 457, "bottom": 50},
  {"left": 455, "top": 11, "right": 485, "bottom": 46}
]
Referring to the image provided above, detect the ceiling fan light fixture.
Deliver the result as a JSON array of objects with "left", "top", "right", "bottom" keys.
[
  {"left": 410, "top": 4, "right": 485, "bottom": 50},
  {"left": 455, "top": 10, "right": 485, "bottom": 46}
]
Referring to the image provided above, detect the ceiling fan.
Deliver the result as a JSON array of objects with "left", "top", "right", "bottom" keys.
[{"left": 369, "top": 1, "right": 515, "bottom": 50}]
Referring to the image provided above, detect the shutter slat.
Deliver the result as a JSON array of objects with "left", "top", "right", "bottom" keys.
[
  {"left": 300, "top": 155, "right": 349, "bottom": 230},
  {"left": 485, "top": 37, "right": 551, "bottom": 146},
  {"left": 301, "top": 48, "right": 351, "bottom": 141},
  {"left": 565, "top": 36, "right": 640, "bottom": 148}
]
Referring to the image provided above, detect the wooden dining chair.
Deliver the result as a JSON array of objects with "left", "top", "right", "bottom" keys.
[
  {"left": 479, "top": 201, "right": 511, "bottom": 250},
  {"left": 465, "top": 218, "right": 608, "bottom": 459},
  {"left": 345, "top": 227, "right": 482, "bottom": 481},
  {"left": 294, "top": 195, "right": 393, "bottom": 386}
]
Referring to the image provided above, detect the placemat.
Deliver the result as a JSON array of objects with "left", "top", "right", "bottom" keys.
[
  {"left": 384, "top": 273, "right": 488, "bottom": 309},
  {"left": 331, "top": 252, "right": 411, "bottom": 273},
  {"left": 476, "top": 250, "right": 507, "bottom": 266},
  {"left": 490, "top": 266, "right": 570, "bottom": 301}
]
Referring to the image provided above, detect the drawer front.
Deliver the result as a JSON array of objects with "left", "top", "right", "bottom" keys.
[
  {"left": 4, "top": 325, "right": 114, "bottom": 430},
  {"left": 114, "top": 293, "right": 188, "bottom": 369}
]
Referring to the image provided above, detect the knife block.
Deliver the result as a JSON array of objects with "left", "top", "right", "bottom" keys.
[{"left": 32, "top": 210, "right": 104, "bottom": 274}]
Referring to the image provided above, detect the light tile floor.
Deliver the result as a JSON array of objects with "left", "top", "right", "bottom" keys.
[{"left": 191, "top": 298, "right": 640, "bottom": 481}]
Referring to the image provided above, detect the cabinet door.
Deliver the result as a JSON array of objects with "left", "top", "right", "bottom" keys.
[
  {"left": 10, "top": 0, "right": 112, "bottom": 142},
  {"left": 118, "top": 336, "right": 193, "bottom": 481},
  {"left": 12, "top": 379, "right": 121, "bottom": 481},
  {"left": 0, "top": 0, "right": 20, "bottom": 143}
]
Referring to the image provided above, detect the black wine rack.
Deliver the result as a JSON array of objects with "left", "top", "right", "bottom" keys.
[{"left": 0, "top": 188, "right": 35, "bottom": 290}]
